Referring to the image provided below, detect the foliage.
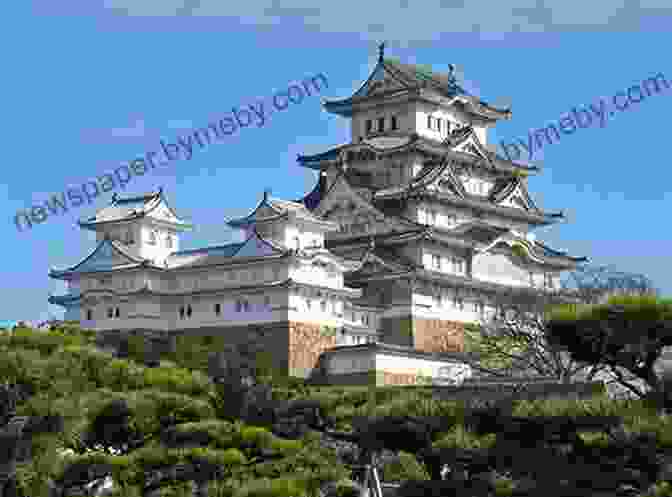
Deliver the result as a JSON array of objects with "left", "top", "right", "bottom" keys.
[
  {"left": 547, "top": 294, "right": 672, "bottom": 404},
  {"left": 7, "top": 322, "right": 672, "bottom": 497},
  {"left": 379, "top": 451, "right": 430, "bottom": 482}
]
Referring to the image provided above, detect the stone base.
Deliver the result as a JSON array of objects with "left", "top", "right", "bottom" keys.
[
  {"left": 93, "top": 321, "right": 336, "bottom": 379},
  {"left": 379, "top": 316, "right": 465, "bottom": 354}
]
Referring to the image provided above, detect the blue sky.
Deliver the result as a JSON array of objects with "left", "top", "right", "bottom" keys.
[{"left": 3, "top": 3, "right": 671, "bottom": 323}]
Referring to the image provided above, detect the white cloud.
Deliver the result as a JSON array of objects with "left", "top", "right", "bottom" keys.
[{"left": 97, "top": 0, "right": 669, "bottom": 36}]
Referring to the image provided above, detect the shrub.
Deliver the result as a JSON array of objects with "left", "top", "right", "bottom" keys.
[{"left": 380, "top": 451, "right": 430, "bottom": 482}]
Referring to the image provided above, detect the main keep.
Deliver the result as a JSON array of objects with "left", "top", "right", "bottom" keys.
[{"left": 49, "top": 49, "right": 587, "bottom": 385}]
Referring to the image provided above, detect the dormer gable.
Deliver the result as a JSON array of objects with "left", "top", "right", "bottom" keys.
[{"left": 314, "top": 168, "right": 421, "bottom": 239}]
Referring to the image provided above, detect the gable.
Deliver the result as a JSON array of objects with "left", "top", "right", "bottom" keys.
[
  {"left": 316, "top": 174, "right": 415, "bottom": 237},
  {"left": 233, "top": 232, "right": 283, "bottom": 258},
  {"left": 74, "top": 240, "right": 139, "bottom": 272},
  {"left": 454, "top": 135, "right": 486, "bottom": 159},
  {"left": 147, "top": 199, "right": 181, "bottom": 223},
  {"left": 357, "top": 63, "right": 410, "bottom": 98},
  {"left": 497, "top": 184, "right": 531, "bottom": 210}
]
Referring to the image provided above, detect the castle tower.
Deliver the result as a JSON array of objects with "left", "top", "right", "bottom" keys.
[{"left": 297, "top": 45, "right": 587, "bottom": 354}]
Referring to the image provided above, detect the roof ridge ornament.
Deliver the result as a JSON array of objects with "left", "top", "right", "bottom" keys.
[
  {"left": 447, "top": 64, "right": 456, "bottom": 85},
  {"left": 378, "top": 41, "right": 386, "bottom": 62}
]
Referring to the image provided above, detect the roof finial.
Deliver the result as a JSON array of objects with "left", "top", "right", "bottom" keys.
[
  {"left": 263, "top": 188, "right": 271, "bottom": 202},
  {"left": 377, "top": 41, "right": 386, "bottom": 62},
  {"left": 447, "top": 64, "right": 456, "bottom": 84}
]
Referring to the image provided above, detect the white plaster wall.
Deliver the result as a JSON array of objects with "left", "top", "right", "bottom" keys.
[
  {"left": 415, "top": 203, "right": 467, "bottom": 229},
  {"left": 413, "top": 101, "right": 488, "bottom": 144},
  {"left": 472, "top": 252, "right": 532, "bottom": 288},
  {"left": 289, "top": 261, "right": 343, "bottom": 289},
  {"left": 137, "top": 224, "right": 178, "bottom": 264},
  {"left": 288, "top": 289, "right": 343, "bottom": 326},
  {"left": 326, "top": 348, "right": 474, "bottom": 382},
  {"left": 421, "top": 246, "right": 467, "bottom": 276},
  {"left": 351, "top": 102, "right": 411, "bottom": 141},
  {"left": 282, "top": 224, "right": 324, "bottom": 251}
]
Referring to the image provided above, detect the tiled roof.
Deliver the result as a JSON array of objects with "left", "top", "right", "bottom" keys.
[{"left": 78, "top": 189, "right": 190, "bottom": 228}]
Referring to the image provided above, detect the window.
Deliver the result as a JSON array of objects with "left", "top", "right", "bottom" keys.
[
  {"left": 432, "top": 254, "right": 441, "bottom": 270},
  {"left": 115, "top": 307, "right": 120, "bottom": 318},
  {"left": 391, "top": 116, "right": 398, "bottom": 130},
  {"left": 365, "top": 119, "right": 373, "bottom": 134},
  {"left": 214, "top": 303, "right": 221, "bottom": 316},
  {"left": 529, "top": 271, "right": 535, "bottom": 287},
  {"left": 264, "top": 296, "right": 271, "bottom": 309},
  {"left": 434, "top": 294, "right": 441, "bottom": 308},
  {"left": 446, "top": 214, "right": 457, "bottom": 226},
  {"left": 437, "top": 118, "right": 442, "bottom": 133},
  {"left": 179, "top": 306, "right": 185, "bottom": 319},
  {"left": 451, "top": 257, "right": 464, "bottom": 274},
  {"left": 235, "top": 301, "right": 242, "bottom": 312},
  {"left": 86, "top": 309, "right": 92, "bottom": 320},
  {"left": 445, "top": 120, "right": 451, "bottom": 134},
  {"left": 364, "top": 314, "right": 369, "bottom": 326},
  {"left": 306, "top": 299, "right": 312, "bottom": 311},
  {"left": 544, "top": 273, "right": 554, "bottom": 289},
  {"left": 427, "top": 210, "right": 436, "bottom": 225},
  {"left": 427, "top": 115, "right": 432, "bottom": 129},
  {"left": 186, "top": 305, "right": 192, "bottom": 318},
  {"left": 125, "top": 230, "right": 134, "bottom": 244},
  {"left": 294, "top": 237, "right": 300, "bottom": 250},
  {"left": 243, "top": 300, "right": 250, "bottom": 312},
  {"left": 148, "top": 230, "right": 157, "bottom": 245},
  {"left": 453, "top": 297, "right": 464, "bottom": 310},
  {"left": 165, "top": 234, "right": 173, "bottom": 248},
  {"left": 377, "top": 117, "right": 385, "bottom": 132},
  {"left": 107, "top": 308, "right": 113, "bottom": 319},
  {"left": 475, "top": 302, "right": 485, "bottom": 315},
  {"left": 320, "top": 301, "right": 327, "bottom": 312}
]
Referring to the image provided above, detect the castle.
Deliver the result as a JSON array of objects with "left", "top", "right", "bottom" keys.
[{"left": 48, "top": 47, "right": 587, "bottom": 385}]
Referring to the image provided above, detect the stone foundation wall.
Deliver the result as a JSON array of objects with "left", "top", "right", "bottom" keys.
[
  {"left": 382, "top": 371, "right": 423, "bottom": 386},
  {"left": 288, "top": 322, "right": 336, "bottom": 378},
  {"left": 412, "top": 318, "right": 465, "bottom": 353},
  {"left": 94, "top": 321, "right": 337, "bottom": 379},
  {"left": 378, "top": 316, "right": 465, "bottom": 353}
]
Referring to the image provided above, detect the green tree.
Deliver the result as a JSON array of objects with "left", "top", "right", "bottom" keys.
[{"left": 547, "top": 294, "right": 672, "bottom": 409}]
